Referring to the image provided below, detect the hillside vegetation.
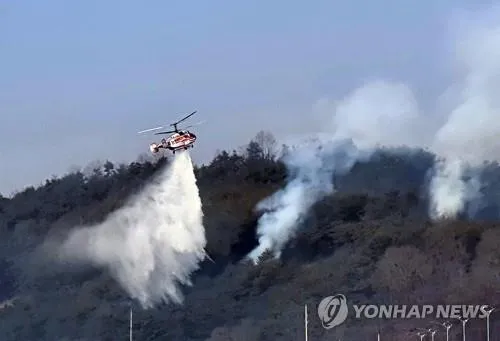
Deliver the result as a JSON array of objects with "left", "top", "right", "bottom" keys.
[{"left": 0, "top": 131, "right": 499, "bottom": 340}]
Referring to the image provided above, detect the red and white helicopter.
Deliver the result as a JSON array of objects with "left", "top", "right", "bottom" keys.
[{"left": 138, "top": 111, "right": 202, "bottom": 154}]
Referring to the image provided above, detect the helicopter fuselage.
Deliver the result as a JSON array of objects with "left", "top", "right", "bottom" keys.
[
  {"left": 149, "top": 130, "right": 196, "bottom": 154},
  {"left": 139, "top": 110, "right": 200, "bottom": 154}
]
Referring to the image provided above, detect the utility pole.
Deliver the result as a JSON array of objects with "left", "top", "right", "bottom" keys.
[
  {"left": 443, "top": 322, "right": 452, "bottom": 341},
  {"left": 484, "top": 306, "right": 495, "bottom": 341},
  {"left": 458, "top": 317, "right": 469, "bottom": 341},
  {"left": 129, "top": 303, "right": 133, "bottom": 341},
  {"left": 305, "top": 304, "right": 308, "bottom": 341}
]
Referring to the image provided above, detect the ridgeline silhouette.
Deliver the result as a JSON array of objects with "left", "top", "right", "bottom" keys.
[{"left": 0, "top": 131, "right": 499, "bottom": 340}]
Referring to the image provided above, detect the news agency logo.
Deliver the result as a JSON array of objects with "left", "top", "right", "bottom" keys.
[
  {"left": 317, "top": 293, "right": 493, "bottom": 329},
  {"left": 317, "top": 294, "right": 349, "bottom": 329}
]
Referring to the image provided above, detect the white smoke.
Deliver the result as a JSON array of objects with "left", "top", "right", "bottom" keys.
[
  {"left": 247, "top": 79, "right": 431, "bottom": 263},
  {"left": 428, "top": 8, "right": 500, "bottom": 219},
  {"left": 57, "top": 151, "right": 206, "bottom": 308},
  {"left": 248, "top": 137, "right": 373, "bottom": 263},
  {"left": 248, "top": 7, "right": 500, "bottom": 260},
  {"left": 325, "top": 80, "right": 430, "bottom": 149}
]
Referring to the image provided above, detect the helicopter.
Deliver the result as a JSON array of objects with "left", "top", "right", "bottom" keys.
[{"left": 138, "top": 111, "right": 202, "bottom": 154}]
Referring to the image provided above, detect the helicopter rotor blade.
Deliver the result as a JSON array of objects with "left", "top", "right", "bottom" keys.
[
  {"left": 138, "top": 110, "right": 197, "bottom": 134},
  {"left": 171, "top": 110, "right": 197, "bottom": 126},
  {"left": 138, "top": 126, "right": 164, "bottom": 134}
]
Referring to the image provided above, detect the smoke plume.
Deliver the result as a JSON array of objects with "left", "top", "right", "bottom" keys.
[
  {"left": 247, "top": 137, "right": 373, "bottom": 263},
  {"left": 248, "top": 9, "right": 500, "bottom": 260},
  {"left": 247, "top": 79, "right": 429, "bottom": 263},
  {"left": 425, "top": 8, "right": 500, "bottom": 219},
  {"left": 56, "top": 151, "right": 206, "bottom": 308},
  {"left": 249, "top": 6, "right": 500, "bottom": 252}
]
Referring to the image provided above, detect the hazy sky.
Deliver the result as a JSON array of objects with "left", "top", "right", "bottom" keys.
[{"left": 0, "top": 0, "right": 493, "bottom": 195}]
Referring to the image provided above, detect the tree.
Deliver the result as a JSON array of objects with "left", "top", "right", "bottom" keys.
[
  {"left": 83, "top": 160, "right": 103, "bottom": 178},
  {"left": 279, "top": 143, "right": 290, "bottom": 160},
  {"left": 253, "top": 130, "right": 277, "bottom": 160},
  {"left": 136, "top": 152, "right": 154, "bottom": 164},
  {"left": 206, "top": 319, "right": 259, "bottom": 341},
  {"left": 372, "top": 245, "right": 433, "bottom": 295},
  {"left": 245, "top": 141, "right": 263, "bottom": 160},
  {"left": 468, "top": 228, "right": 500, "bottom": 296},
  {"left": 103, "top": 161, "right": 115, "bottom": 177}
]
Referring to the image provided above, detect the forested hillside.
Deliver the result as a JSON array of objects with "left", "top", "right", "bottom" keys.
[{"left": 0, "top": 131, "right": 499, "bottom": 340}]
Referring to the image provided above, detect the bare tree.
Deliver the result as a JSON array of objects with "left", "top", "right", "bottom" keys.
[{"left": 253, "top": 130, "right": 277, "bottom": 160}]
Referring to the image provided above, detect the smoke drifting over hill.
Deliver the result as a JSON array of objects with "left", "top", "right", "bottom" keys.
[
  {"left": 247, "top": 138, "right": 372, "bottom": 263},
  {"left": 249, "top": 7, "right": 500, "bottom": 260}
]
